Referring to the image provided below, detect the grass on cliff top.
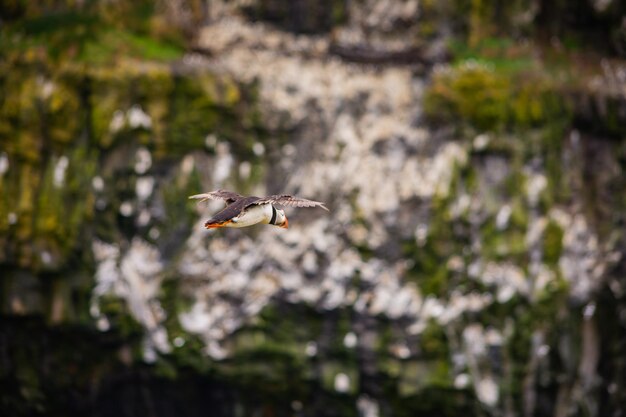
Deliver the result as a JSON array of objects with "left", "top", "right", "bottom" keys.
[
  {"left": 0, "top": 9, "right": 184, "bottom": 66},
  {"left": 449, "top": 35, "right": 600, "bottom": 84},
  {"left": 449, "top": 37, "right": 538, "bottom": 74}
]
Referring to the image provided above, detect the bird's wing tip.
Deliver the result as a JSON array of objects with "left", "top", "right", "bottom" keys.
[{"left": 313, "top": 201, "right": 329, "bottom": 211}]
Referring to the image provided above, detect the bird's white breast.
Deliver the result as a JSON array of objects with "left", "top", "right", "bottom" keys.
[{"left": 227, "top": 204, "right": 273, "bottom": 228}]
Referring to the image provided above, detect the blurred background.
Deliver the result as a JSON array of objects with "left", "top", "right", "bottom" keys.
[{"left": 1, "top": 1, "right": 626, "bottom": 416}]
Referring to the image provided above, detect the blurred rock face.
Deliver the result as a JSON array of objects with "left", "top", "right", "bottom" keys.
[{"left": 2, "top": 0, "right": 626, "bottom": 416}]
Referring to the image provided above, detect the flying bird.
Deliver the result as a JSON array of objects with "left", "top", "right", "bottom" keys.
[{"left": 189, "top": 189, "right": 328, "bottom": 229}]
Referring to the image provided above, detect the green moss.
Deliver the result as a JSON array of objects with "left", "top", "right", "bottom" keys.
[
  {"left": 468, "top": 0, "right": 495, "bottom": 47},
  {"left": 32, "top": 145, "right": 96, "bottom": 270},
  {"left": 0, "top": 72, "right": 42, "bottom": 163},
  {"left": 424, "top": 56, "right": 571, "bottom": 135},
  {"left": 321, "top": 361, "right": 359, "bottom": 393},
  {"left": 163, "top": 74, "right": 222, "bottom": 154},
  {"left": 397, "top": 358, "right": 453, "bottom": 398},
  {"left": 80, "top": 28, "right": 183, "bottom": 64},
  {"left": 425, "top": 62, "right": 510, "bottom": 131},
  {"left": 159, "top": 275, "right": 209, "bottom": 372},
  {"left": 98, "top": 294, "right": 144, "bottom": 338},
  {"left": 0, "top": 2, "right": 184, "bottom": 66},
  {"left": 88, "top": 65, "right": 256, "bottom": 157},
  {"left": 420, "top": 320, "right": 450, "bottom": 359},
  {"left": 15, "top": 164, "right": 37, "bottom": 240},
  {"left": 1, "top": 36, "right": 265, "bottom": 267},
  {"left": 226, "top": 303, "right": 325, "bottom": 368},
  {"left": 480, "top": 217, "right": 528, "bottom": 264},
  {"left": 542, "top": 220, "right": 564, "bottom": 266},
  {"left": 90, "top": 75, "right": 128, "bottom": 148},
  {"left": 220, "top": 335, "right": 310, "bottom": 401},
  {"left": 89, "top": 67, "right": 171, "bottom": 149},
  {"left": 403, "top": 192, "right": 472, "bottom": 297},
  {"left": 540, "top": 119, "right": 571, "bottom": 206},
  {"left": 478, "top": 164, "right": 530, "bottom": 266},
  {"left": 47, "top": 77, "right": 83, "bottom": 146},
  {"left": 450, "top": 37, "right": 536, "bottom": 74},
  {"left": 331, "top": 0, "right": 349, "bottom": 26},
  {"left": 601, "top": 98, "right": 626, "bottom": 136},
  {"left": 505, "top": 274, "right": 569, "bottom": 405}
]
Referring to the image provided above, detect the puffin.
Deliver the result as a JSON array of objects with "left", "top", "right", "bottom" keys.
[{"left": 189, "top": 189, "right": 328, "bottom": 229}]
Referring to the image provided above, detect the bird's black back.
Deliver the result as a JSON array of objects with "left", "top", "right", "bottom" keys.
[{"left": 205, "top": 196, "right": 261, "bottom": 224}]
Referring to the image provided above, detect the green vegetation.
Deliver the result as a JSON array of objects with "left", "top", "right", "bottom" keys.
[
  {"left": 402, "top": 197, "right": 458, "bottom": 297},
  {"left": 0, "top": 48, "right": 268, "bottom": 270},
  {"left": 424, "top": 58, "right": 570, "bottom": 133},
  {"left": 450, "top": 37, "right": 536, "bottom": 73},
  {"left": 0, "top": 1, "right": 185, "bottom": 66},
  {"left": 542, "top": 220, "right": 564, "bottom": 266}
]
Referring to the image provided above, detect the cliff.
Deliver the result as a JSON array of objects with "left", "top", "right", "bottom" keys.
[{"left": 1, "top": 1, "right": 625, "bottom": 416}]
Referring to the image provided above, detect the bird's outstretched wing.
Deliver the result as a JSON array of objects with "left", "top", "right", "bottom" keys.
[
  {"left": 252, "top": 194, "right": 329, "bottom": 211},
  {"left": 189, "top": 189, "right": 243, "bottom": 205}
]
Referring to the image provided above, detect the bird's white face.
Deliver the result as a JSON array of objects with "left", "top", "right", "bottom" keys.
[{"left": 275, "top": 208, "right": 288, "bottom": 228}]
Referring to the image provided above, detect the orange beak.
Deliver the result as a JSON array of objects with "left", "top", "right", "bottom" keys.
[
  {"left": 280, "top": 217, "right": 289, "bottom": 229},
  {"left": 205, "top": 220, "right": 231, "bottom": 229}
]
